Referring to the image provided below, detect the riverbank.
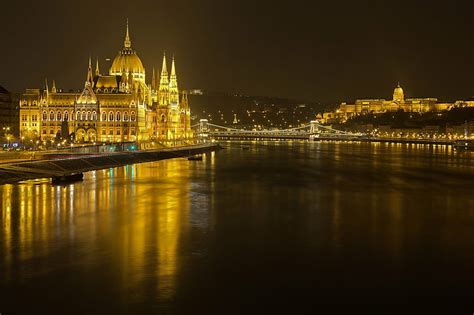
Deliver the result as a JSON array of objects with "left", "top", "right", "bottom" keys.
[{"left": 0, "top": 143, "right": 221, "bottom": 185}]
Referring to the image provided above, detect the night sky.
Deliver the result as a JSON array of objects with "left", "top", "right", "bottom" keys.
[{"left": 1, "top": 0, "right": 472, "bottom": 102}]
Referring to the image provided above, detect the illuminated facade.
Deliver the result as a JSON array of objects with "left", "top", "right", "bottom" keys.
[
  {"left": 19, "top": 21, "right": 192, "bottom": 143},
  {"left": 323, "top": 83, "right": 471, "bottom": 122}
]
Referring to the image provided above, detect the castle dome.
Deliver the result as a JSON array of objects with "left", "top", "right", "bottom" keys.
[
  {"left": 393, "top": 83, "right": 404, "bottom": 103},
  {"left": 109, "top": 21, "right": 145, "bottom": 82}
]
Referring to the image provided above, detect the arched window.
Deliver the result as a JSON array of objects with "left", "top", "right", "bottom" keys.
[
  {"left": 160, "top": 114, "right": 165, "bottom": 123},
  {"left": 64, "top": 111, "right": 69, "bottom": 121},
  {"left": 131, "top": 111, "right": 136, "bottom": 122},
  {"left": 76, "top": 112, "right": 80, "bottom": 121},
  {"left": 43, "top": 111, "right": 47, "bottom": 121},
  {"left": 116, "top": 112, "right": 121, "bottom": 121},
  {"left": 87, "top": 111, "right": 91, "bottom": 120},
  {"left": 82, "top": 111, "right": 86, "bottom": 121},
  {"left": 109, "top": 112, "right": 114, "bottom": 121},
  {"left": 92, "top": 111, "right": 97, "bottom": 121},
  {"left": 123, "top": 112, "right": 129, "bottom": 121},
  {"left": 102, "top": 112, "right": 107, "bottom": 121},
  {"left": 50, "top": 111, "right": 54, "bottom": 121},
  {"left": 57, "top": 111, "right": 62, "bottom": 121}
]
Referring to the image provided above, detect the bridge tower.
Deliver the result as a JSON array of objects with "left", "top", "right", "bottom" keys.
[
  {"left": 198, "top": 119, "right": 209, "bottom": 142},
  {"left": 310, "top": 120, "right": 319, "bottom": 141},
  {"left": 310, "top": 121, "right": 319, "bottom": 134}
]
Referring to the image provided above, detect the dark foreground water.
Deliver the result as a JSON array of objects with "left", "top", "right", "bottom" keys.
[{"left": 1, "top": 142, "right": 473, "bottom": 314}]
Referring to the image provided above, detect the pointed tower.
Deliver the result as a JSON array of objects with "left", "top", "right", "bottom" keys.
[
  {"left": 169, "top": 56, "right": 179, "bottom": 107},
  {"left": 95, "top": 58, "right": 100, "bottom": 76},
  {"left": 124, "top": 18, "right": 131, "bottom": 48},
  {"left": 181, "top": 91, "right": 192, "bottom": 139},
  {"left": 52, "top": 80, "right": 57, "bottom": 93},
  {"left": 86, "top": 57, "right": 94, "bottom": 85},
  {"left": 151, "top": 67, "right": 156, "bottom": 92},
  {"left": 158, "top": 53, "right": 169, "bottom": 107},
  {"left": 44, "top": 78, "right": 49, "bottom": 99}
]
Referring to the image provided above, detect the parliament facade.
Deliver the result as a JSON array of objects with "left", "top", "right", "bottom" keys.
[{"left": 19, "top": 21, "right": 192, "bottom": 144}]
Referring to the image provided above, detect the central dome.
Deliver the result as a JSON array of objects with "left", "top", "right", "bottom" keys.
[
  {"left": 109, "top": 21, "right": 145, "bottom": 82},
  {"left": 393, "top": 83, "right": 404, "bottom": 103},
  {"left": 110, "top": 50, "right": 145, "bottom": 74}
]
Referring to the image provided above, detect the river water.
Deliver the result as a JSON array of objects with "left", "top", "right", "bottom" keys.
[{"left": 1, "top": 142, "right": 473, "bottom": 313}]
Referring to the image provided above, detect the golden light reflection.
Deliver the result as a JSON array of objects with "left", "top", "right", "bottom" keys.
[{"left": 0, "top": 158, "right": 193, "bottom": 303}]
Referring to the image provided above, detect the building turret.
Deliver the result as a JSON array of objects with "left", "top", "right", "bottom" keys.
[
  {"left": 151, "top": 67, "right": 156, "bottom": 92},
  {"left": 86, "top": 57, "right": 93, "bottom": 85},
  {"left": 95, "top": 58, "right": 100, "bottom": 76},
  {"left": 52, "top": 80, "right": 57, "bottom": 93},
  {"left": 124, "top": 18, "right": 131, "bottom": 49},
  {"left": 158, "top": 53, "right": 169, "bottom": 106},
  {"left": 169, "top": 57, "right": 179, "bottom": 107}
]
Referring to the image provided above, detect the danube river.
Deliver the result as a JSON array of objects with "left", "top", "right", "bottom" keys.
[{"left": 1, "top": 142, "right": 473, "bottom": 313}]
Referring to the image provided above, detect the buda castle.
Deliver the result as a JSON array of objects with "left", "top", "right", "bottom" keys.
[
  {"left": 323, "top": 83, "right": 473, "bottom": 123},
  {"left": 19, "top": 21, "right": 192, "bottom": 143}
]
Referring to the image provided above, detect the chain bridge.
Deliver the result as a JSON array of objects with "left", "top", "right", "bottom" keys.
[{"left": 192, "top": 119, "right": 365, "bottom": 141}]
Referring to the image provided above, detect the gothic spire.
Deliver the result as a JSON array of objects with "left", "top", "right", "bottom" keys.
[
  {"left": 52, "top": 80, "right": 57, "bottom": 93},
  {"left": 170, "top": 56, "right": 176, "bottom": 77},
  {"left": 86, "top": 56, "right": 93, "bottom": 85},
  {"left": 169, "top": 56, "right": 179, "bottom": 107},
  {"left": 158, "top": 52, "right": 170, "bottom": 106},
  {"left": 95, "top": 58, "right": 100, "bottom": 76},
  {"left": 124, "top": 18, "right": 131, "bottom": 48},
  {"left": 160, "top": 52, "right": 168, "bottom": 76},
  {"left": 152, "top": 67, "right": 156, "bottom": 91}
]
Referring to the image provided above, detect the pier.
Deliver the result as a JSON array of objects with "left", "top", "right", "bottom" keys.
[{"left": 0, "top": 143, "right": 220, "bottom": 185}]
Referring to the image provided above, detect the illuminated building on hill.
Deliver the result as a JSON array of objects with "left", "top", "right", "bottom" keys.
[{"left": 323, "top": 83, "right": 472, "bottom": 123}]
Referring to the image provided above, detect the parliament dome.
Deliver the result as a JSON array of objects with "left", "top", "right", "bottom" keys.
[
  {"left": 109, "top": 21, "right": 145, "bottom": 82},
  {"left": 110, "top": 51, "right": 145, "bottom": 74}
]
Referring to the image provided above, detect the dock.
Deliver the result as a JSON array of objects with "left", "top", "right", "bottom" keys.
[{"left": 0, "top": 143, "right": 221, "bottom": 185}]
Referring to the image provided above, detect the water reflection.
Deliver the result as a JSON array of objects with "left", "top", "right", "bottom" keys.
[
  {"left": 1, "top": 142, "right": 474, "bottom": 312},
  {"left": 0, "top": 158, "right": 196, "bottom": 307}
]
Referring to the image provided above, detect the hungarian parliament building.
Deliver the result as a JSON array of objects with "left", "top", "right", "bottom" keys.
[{"left": 19, "top": 21, "right": 192, "bottom": 143}]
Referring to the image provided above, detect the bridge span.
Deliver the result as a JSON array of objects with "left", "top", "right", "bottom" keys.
[{"left": 192, "top": 120, "right": 364, "bottom": 141}]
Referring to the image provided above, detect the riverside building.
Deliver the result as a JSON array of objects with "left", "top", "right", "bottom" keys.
[
  {"left": 19, "top": 21, "right": 192, "bottom": 144},
  {"left": 323, "top": 83, "right": 473, "bottom": 123}
]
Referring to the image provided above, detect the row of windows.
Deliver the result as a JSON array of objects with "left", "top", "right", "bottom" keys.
[
  {"left": 100, "top": 129, "right": 136, "bottom": 136},
  {"left": 21, "top": 114, "right": 39, "bottom": 121},
  {"left": 40, "top": 111, "right": 136, "bottom": 122}
]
